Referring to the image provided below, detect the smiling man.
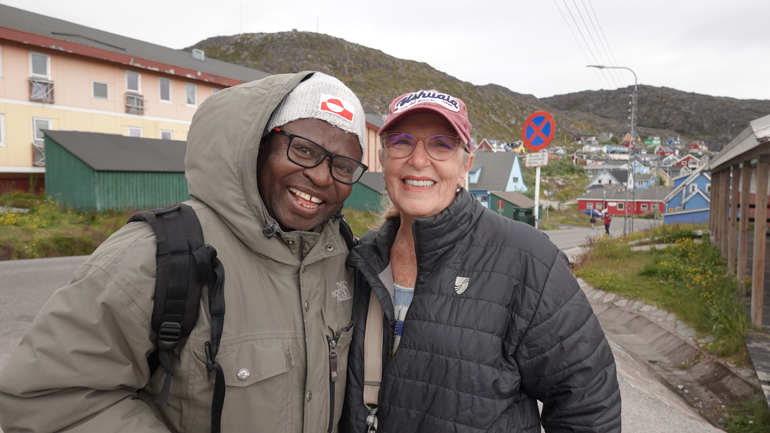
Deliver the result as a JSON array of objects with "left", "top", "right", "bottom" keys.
[{"left": 0, "top": 72, "right": 367, "bottom": 433}]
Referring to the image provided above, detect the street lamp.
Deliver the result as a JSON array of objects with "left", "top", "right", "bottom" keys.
[{"left": 587, "top": 64, "right": 638, "bottom": 234}]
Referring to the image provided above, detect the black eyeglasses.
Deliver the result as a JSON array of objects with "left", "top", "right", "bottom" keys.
[
  {"left": 273, "top": 127, "right": 368, "bottom": 185},
  {"left": 380, "top": 132, "right": 467, "bottom": 161}
]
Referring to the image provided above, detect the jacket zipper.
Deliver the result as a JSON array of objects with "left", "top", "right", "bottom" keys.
[{"left": 326, "top": 319, "right": 353, "bottom": 433}]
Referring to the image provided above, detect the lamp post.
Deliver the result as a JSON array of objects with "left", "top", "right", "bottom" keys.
[{"left": 587, "top": 64, "right": 638, "bottom": 234}]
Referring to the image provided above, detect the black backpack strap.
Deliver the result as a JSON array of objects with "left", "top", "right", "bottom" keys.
[
  {"left": 128, "top": 203, "right": 226, "bottom": 433},
  {"left": 333, "top": 209, "right": 358, "bottom": 251}
]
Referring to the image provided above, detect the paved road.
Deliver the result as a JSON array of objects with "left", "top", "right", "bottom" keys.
[
  {"left": 0, "top": 219, "right": 722, "bottom": 432},
  {"left": 0, "top": 255, "right": 88, "bottom": 368},
  {"left": 543, "top": 216, "right": 659, "bottom": 250}
]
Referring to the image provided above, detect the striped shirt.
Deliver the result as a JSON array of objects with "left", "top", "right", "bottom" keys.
[{"left": 392, "top": 283, "right": 415, "bottom": 354}]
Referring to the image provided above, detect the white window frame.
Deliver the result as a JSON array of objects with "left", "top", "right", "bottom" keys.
[
  {"left": 689, "top": 184, "right": 697, "bottom": 193},
  {"left": 596, "top": 203, "right": 603, "bottom": 210},
  {"left": 127, "top": 127, "right": 142, "bottom": 137},
  {"left": 0, "top": 113, "right": 5, "bottom": 147},
  {"left": 32, "top": 117, "right": 52, "bottom": 144},
  {"left": 706, "top": 183, "right": 711, "bottom": 194},
  {"left": 126, "top": 70, "right": 141, "bottom": 94},
  {"left": 92, "top": 81, "right": 109, "bottom": 100},
  {"left": 30, "top": 52, "right": 50, "bottom": 79},
  {"left": 160, "top": 130, "right": 173, "bottom": 140},
  {"left": 185, "top": 83, "right": 197, "bottom": 106},
  {"left": 617, "top": 202, "right": 624, "bottom": 210},
  {"left": 586, "top": 202, "right": 593, "bottom": 209},
  {"left": 159, "top": 77, "right": 172, "bottom": 103},
  {"left": 641, "top": 203, "right": 649, "bottom": 212}
]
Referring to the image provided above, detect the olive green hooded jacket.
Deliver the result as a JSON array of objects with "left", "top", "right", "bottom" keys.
[{"left": 0, "top": 72, "right": 355, "bottom": 433}]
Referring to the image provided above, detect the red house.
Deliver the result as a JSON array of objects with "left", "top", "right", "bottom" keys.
[
  {"left": 577, "top": 187, "right": 672, "bottom": 216},
  {"left": 672, "top": 154, "right": 704, "bottom": 168},
  {"left": 654, "top": 145, "right": 677, "bottom": 156}
]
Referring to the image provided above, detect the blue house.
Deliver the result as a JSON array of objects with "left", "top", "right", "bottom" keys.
[
  {"left": 468, "top": 152, "right": 527, "bottom": 207},
  {"left": 663, "top": 166, "right": 711, "bottom": 224}
]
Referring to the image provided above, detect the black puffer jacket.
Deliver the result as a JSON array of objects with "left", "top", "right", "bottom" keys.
[{"left": 341, "top": 190, "right": 621, "bottom": 433}]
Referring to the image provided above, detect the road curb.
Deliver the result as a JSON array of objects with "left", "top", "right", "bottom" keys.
[{"left": 577, "top": 277, "right": 762, "bottom": 427}]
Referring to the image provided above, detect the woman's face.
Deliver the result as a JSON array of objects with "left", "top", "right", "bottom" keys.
[{"left": 380, "top": 112, "right": 473, "bottom": 222}]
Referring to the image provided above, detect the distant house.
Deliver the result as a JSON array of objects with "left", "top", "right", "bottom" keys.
[
  {"left": 468, "top": 152, "right": 527, "bottom": 207},
  {"left": 672, "top": 154, "right": 704, "bottom": 169},
  {"left": 659, "top": 154, "right": 681, "bottom": 167},
  {"left": 344, "top": 172, "right": 386, "bottom": 213},
  {"left": 510, "top": 141, "right": 527, "bottom": 154},
  {"left": 630, "top": 159, "right": 651, "bottom": 174},
  {"left": 633, "top": 173, "right": 657, "bottom": 189},
  {"left": 665, "top": 136, "right": 682, "bottom": 146},
  {"left": 578, "top": 187, "right": 672, "bottom": 216},
  {"left": 663, "top": 166, "right": 711, "bottom": 224},
  {"left": 649, "top": 165, "right": 692, "bottom": 187},
  {"left": 573, "top": 135, "right": 599, "bottom": 145},
  {"left": 478, "top": 138, "right": 511, "bottom": 152},
  {"left": 583, "top": 163, "right": 628, "bottom": 178},
  {"left": 654, "top": 145, "right": 677, "bottom": 156},
  {"left": 598, "top": 132, "right": 615, "bottom": 143},
  {"left": 688, "top": 141, "right": 707, "bottom": 154},
  {"left": 489, "top": 191, "right": 541, "bottom": 227},
  {"left": 644, "top": 136, "right": 661, "bottom": 147},
  {"left": 584, "top": 169, "right": 632, "bottom": 191},
  {"left": 43, "top": 130, "right": 189, "bottom": 211},
  {"left": 571, "top": 154, "right": 587, "bottom": 165},
  {"left": 582, "top": 144, "right": 605, "bottom": 154}
]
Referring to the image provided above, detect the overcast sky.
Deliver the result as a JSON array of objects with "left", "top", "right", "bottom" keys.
[{"left": 7, "top": 0, "right": 770, "bottom": 101}]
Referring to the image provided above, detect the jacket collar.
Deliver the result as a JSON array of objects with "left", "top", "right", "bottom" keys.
[{"left": 348, "top": 189, "right": 483, "bottom": 319}]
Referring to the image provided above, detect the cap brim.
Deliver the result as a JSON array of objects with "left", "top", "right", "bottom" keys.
[{"left": 380, "top": 105, "right": 471, "bottom": 150}]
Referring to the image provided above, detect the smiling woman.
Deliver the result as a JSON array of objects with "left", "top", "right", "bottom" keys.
[{"left": 341, "top": 90, "right": 621, "bottom": 433}]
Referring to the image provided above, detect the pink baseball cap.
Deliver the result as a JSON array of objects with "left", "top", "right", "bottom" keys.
[{"left": 380, "top": 90, "right": 472, "bottom": 149}]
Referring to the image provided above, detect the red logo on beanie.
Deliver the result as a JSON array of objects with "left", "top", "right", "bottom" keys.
[{"left": 320, "top": 94, "right": 354, "bottom": 122}]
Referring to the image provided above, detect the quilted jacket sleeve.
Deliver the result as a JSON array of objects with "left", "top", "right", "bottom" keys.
[{"left": 515, "top": 252, "right": 621, "bottom": 433}]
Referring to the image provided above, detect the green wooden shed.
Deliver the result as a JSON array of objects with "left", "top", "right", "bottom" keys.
[
  {"left": 489, "top": 191, "right": 543, "bottom": 227},
  {"left": 43, "top": 130, "right": 190, "bottom": 211},
  {"left": 344, "top": 172, "right": 386, "bottom": 213}
]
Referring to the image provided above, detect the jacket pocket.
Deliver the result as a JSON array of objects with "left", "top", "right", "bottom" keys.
[{"left": 190, "top": 336, "right": 294, "bottom": 431}]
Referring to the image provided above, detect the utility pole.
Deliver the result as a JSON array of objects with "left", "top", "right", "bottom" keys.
[{"left": 587, "top": 64, "right": 638, "bottom": 235}]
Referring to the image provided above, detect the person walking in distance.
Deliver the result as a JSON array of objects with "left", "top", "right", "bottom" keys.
[{"left": 602, "top": 210, "right": 612, "bottom": 235}]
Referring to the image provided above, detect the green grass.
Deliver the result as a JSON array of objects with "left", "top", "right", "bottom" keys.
[
  {"left": 0, "top": 193, "right": 138, "bottom": 260},
  {"left": 576, "top": 224, "right": 750, "bottom": 362},
  {"left": 726, "top": 399, "right": 770, "bottom": 433},
  {"left": 342, "top": 207, "right": 381, "bottom": 238}
]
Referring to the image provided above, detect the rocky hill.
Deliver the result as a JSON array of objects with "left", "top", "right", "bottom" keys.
[{"left": 189, "top": 32, "right": 770, "bottom": 149}]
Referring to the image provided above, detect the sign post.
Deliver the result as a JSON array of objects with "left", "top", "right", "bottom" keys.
[
  {"left": 496, "top": 199, "right": 505, "bottom": 214},
  {"left": 522, "top": 111, "right": 556, "bottom": 229}
]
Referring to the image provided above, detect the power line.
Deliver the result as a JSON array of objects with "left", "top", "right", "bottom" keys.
[
  {"left": 571, "top": 0, "right": 620, "bottom": 88},
  {"left": 585, "top": 0, "right": 627, "bottom": 88},
  {"left": 560, "top": 0, "right": 614, "bottom": 89},
  {"left": 580, "top": 0, "right": 625, "bottom": 86},
  {"left": 553, "top": 0, "right": 611, "bottom": 89}
]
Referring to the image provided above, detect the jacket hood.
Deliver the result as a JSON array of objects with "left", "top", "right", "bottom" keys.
[{"left": 185, "top": 72, "right": 321, "bottom": 257}]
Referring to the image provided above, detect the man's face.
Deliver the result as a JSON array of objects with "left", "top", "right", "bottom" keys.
[{"left": 257, "top": 118, "right": 362, "bottom": 231}]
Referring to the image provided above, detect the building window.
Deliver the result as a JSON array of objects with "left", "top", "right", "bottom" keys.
[
  {"left": 126, "top": 71, "right": 141, "bottom": 93},
  {"left": 32, "top": 117, "right": 52, "bottom": 145},
  {"left": 159, "top": 78, "right": 172, "bottom": 102},
  {"left": 0, "top": 113, "right": 4, "bottom": 147},
  {"left": 689, "top": 184, "right": 697, "bottom": 193},
  {"left": 30, "top": 52, "right": 50, "bottom": 78},
  {"left": 512, "top": 177, "right": 519, "bottom": 183},
  {"left": 617, "top": 202, "right": 624, "bottom": 210},
  {"left": 185, "top": 83, "right": 197, "bottom": 106},
  {"left": 706, "top": 183, "right": 711, "bottom": 194},
  {"left": 596, "top": 203, "right": 602, "bottom": 210},
  {"left": 127, "top": 127, "right": 142, "bottom": 137},
  {"left": 92, "top": 81, "right": 109, "bottom": 99},
  {"left": 160, "top": 130, "right": 173, "bottom": 140},
  {"left": 641, "top": 204, "right": 649, "bottom": 212},
  {"left": 586, "top": 202, "right": 593, "bottom": 209}
]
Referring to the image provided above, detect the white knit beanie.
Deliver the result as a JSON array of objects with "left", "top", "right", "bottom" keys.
[{"left": 266, "top": 73, "right": 366, "bottom": 159}]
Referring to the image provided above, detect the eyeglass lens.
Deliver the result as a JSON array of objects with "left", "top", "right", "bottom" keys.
[
  {"left": 381, "top": 133, "right": 462, "bottom": 160},
  {"left": 287, "top": 136, "right": 365, "bottom": 184}
]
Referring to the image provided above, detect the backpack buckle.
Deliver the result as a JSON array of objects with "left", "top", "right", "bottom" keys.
[{"left": 157, "top": 322, "right": 182, "bottom": 350}]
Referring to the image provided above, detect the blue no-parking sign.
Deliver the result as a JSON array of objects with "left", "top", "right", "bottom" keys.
[{"left": 522, "top": 111, "right": 555, "bottom": 151}]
